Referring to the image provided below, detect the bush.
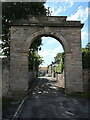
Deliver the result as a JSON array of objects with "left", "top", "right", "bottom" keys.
[{"left": 82, "top": 48, "right": 90, "bottom": 69}]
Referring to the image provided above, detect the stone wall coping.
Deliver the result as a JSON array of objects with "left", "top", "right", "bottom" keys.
[{"left": 10, "top": 16, "right": 84, "bottom": 28}]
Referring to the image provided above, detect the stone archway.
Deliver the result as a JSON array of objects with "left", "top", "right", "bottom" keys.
[
  {"left": 23, "top": 30, "right": 70, "bottom": 53},
  {"left": 10, "top": 16, "right": 84, "bottom": 94}
]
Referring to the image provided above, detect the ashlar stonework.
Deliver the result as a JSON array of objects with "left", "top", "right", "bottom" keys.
[{"left": 10, "top": 16, "right": 84, "bottom": 95}]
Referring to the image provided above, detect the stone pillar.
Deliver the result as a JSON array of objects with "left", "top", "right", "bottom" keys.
[
  {"left": 0, "top": 58, "right": 2, "bottom": 119},
  {"left": 64, "top": 53, "right": 83, "bottom": 93},
  {"left": 10, "top": 53, "right": 29, "bottom": 95},
  {"left": 10, "top": 27, "right": 29, "bottom": 95}
]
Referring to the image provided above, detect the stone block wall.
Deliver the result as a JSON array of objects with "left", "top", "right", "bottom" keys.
[
  {"left": 0, "top": 58, "right": 2, "bottom": 97},
  {"left": 29, "top": 71, "right": 36, "bottom": 83},
  {"left": 28, "top": 71, "right": 37, "bottom": 89},
  {"left": 57, "top": 72, "right": 65, "bottom": 88},
  {"left": 52, "top": 72, "right": 65, "bottom": 88},
  {"left": 2, "top": 58, "right": 10, "bottom": 97},
  {"left": 52, "top": 70, "right": 90, "bottom": 92},
  {"left": 2, "top": 58, "right": 37, "bottom": 96},
  {"left": 83, "top": 69, "right": 90, "bottom": 92}
]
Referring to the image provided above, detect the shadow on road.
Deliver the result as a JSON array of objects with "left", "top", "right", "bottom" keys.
[
  {"left": 30, "top": 77, "right": 65, "bottom": 98},
  {"left": 19, "top": 77, "right": 89, "bottom": 119}
]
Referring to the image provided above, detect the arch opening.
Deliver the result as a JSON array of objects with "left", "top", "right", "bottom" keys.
[
  {"left": 31, "top": 34, "right": 65, "bottom": 51},
  {"left": 24, "top": 31, "right": 71, "bottom": 54},
  {"left": 28, "top": 35, "right": 65, "bottom": 90}
]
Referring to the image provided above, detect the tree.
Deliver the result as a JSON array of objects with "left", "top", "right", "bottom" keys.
[
  {"left": 54, "top": 52, "right": 64, "bottom": 61},
  {"left": 28, "top": 50, "right": 43, "bottom": 71},
  {"left": 86, "top": 42, "right": 90, "bottom": 50},
  {"left": 2, "top": 2, "right": 48, "bottom": 71},
  {"left": 82, "top": 43, "right": 90, "bottom": 69},
  {"left": 54, "top": 52, "right": 64, "bottom": 73},
  {"left": 2, "top": 2, "right": 47, "bottom": 57}
]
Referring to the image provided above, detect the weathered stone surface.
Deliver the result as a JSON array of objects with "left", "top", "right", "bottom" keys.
[
  {"left": 10, "top": 16, "right": 84, "bottom": 94},
  {"left": 83, "top": 69, "right": 90, "bottom": 92},
  {"left": 10, "top": 16, "right": 83, "bottom": 28},
  {"left": 0, "top": 58, "right": 2, "bottom": 97},
  {"left": 2, "top": 58, "right": 10, "bottom": 96},
  {"left": 0, "top": 58, "right": 2, "bottom": 119}
]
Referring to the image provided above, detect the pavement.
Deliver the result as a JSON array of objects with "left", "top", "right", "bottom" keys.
[{"left": 18, "top": 77, "right": 89, "bottom": 119}]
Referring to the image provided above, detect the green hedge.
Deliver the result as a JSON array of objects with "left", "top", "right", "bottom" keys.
[
  {"left": 53, "top": 54, "right": 64, "bottom": 74},
  {"left": 82, "top": 48, "right": 90, "bottom": 69}
]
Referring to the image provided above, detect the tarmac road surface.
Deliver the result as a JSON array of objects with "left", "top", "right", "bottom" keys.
[{"left": 19, "top": 77, "right": 89, "bottom": 119}]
